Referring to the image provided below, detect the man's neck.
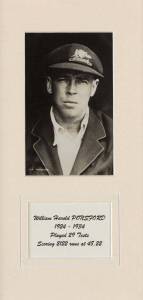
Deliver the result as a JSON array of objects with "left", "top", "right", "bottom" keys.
[{"left": 53, "top": 108, "right": 86, "bottom": 136}]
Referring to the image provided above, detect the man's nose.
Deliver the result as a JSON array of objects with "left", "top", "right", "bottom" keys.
[{"left": 67, "top": 79, "right": 77, "bottom": 94}]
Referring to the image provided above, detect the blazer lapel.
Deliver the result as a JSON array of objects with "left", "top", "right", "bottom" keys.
[
  {"left": 70, "top": 110, "right": 106, "bottom": 175},
  {"left": 31, "top": 109, "right": 106, "bottom": 175},
  {"left": 32, "top": 118, "right": 63, "bottom": 175}
]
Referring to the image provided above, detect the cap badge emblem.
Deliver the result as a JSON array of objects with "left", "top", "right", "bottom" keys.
[{"left": 69, "top": 49, "right": 92, "bottom": 66}]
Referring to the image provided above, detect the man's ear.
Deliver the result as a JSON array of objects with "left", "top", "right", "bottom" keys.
[
  {"left": 46, "top": 76, "right": 53, "bottom": 94},
  {"left": 90, "top": 79, "right": 99, "bottom": 97}
]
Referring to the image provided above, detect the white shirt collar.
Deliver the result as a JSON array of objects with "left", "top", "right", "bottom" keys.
[{"left": 50, "top": 106, "right": 89, "bottom": 146}]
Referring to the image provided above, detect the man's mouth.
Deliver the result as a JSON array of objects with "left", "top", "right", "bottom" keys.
[
  {"left": 64, "top": 101, "right": 77, "bottom": 104},
  {"left": 63, "top": 101, "right": 78, "bottom": 108}
]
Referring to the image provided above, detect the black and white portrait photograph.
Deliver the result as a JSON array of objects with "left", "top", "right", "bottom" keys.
[{"left": 25, "top": 33, "right": 113, "bottom": 175}]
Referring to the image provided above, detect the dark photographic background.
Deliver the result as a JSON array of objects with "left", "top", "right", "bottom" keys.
[{"left": 25, "top": 33, "right": 113, "bottom": 129}]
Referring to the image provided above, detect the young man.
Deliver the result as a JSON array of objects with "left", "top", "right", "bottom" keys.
[{"left": 26, "top": 43, "right": 113, "bottom": 175}]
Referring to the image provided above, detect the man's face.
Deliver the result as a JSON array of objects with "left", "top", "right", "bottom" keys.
[{"left": 47, "top": 70, "right": 99, "bottom": 122}]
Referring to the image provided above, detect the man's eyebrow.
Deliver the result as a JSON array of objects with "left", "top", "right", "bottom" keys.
[
  {"left": 53, "top": 73, "right": 70, "bottom": 78},
  {"left": 76, "top": 75, "right": 91, "bottom": 78}
]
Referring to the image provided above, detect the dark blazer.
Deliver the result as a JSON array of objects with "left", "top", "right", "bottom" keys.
[{"left": 26, "top": 109, "right": 113, "bottom": 175}]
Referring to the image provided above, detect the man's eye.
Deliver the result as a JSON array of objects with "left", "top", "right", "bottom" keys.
[
  {"left": 77, "top": 79, "right": 89, "bottom": 84},
  {"left": 56, "top": 77, "right": 66, "bottom": 81}
]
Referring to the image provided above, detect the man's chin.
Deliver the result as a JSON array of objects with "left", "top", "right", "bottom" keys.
[
  {"left": 61, "top": 109, "right": 82, "bottom": 121},
  {"left": 54, "top": 106, "right": 85, "bottom": 123},
  {"left": 62, "top": 113, "right": 83, "bottom": 124}
]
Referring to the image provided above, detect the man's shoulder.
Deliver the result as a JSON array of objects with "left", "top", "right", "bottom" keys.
[
  {"left": 93, "top": 109, "right": 113, "bottom": 124},
  {"left": 90, "top": 109, "right": 113, "bottom": 137}
]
